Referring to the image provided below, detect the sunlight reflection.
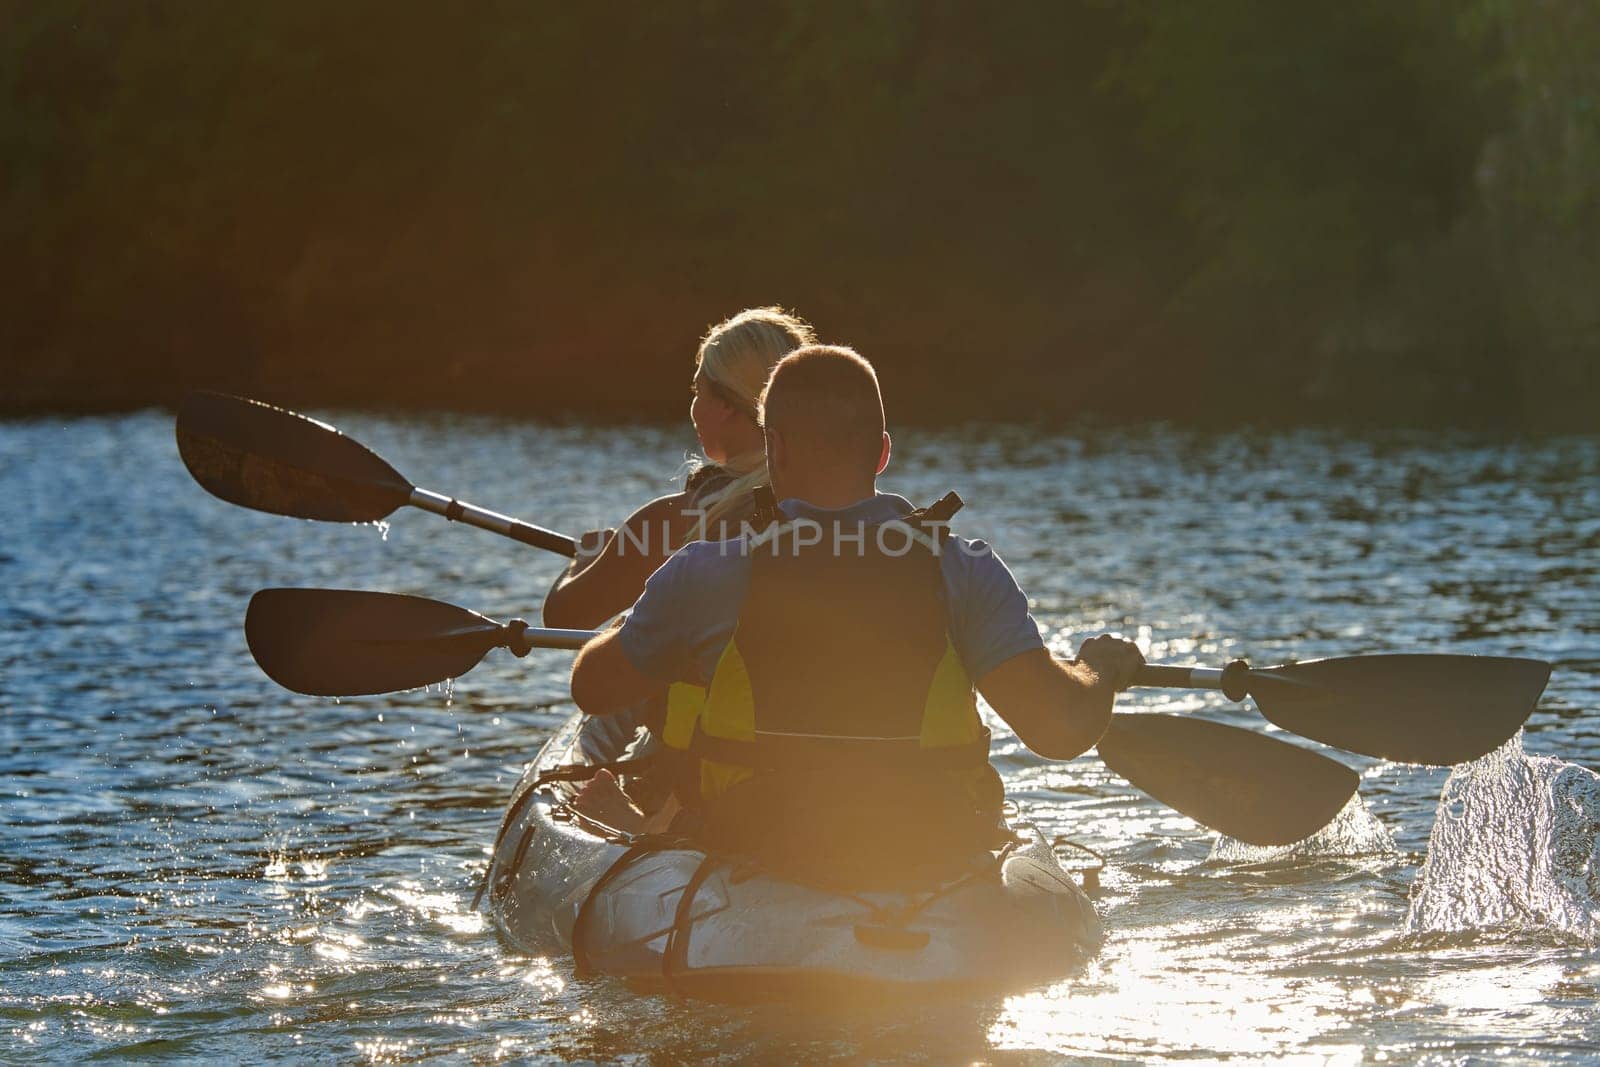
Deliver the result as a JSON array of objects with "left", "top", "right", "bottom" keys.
[
  {"left": 1421, "top": 961, "right": 1562, "bottom": 1013},
  {"left": 354, "top": 1036, "right": 417, "bottom": 1063},
  {"left": 387, "top": 881, "right": 486, "bottom": 935},
  {"left": 344, "top": 896, "right": 397, "bottom": 921},
  {"left": 500, "top": 956, "right": 566, "bottom": 997},
  {"left": 313, "top": 928, "right": 365, "bottom": 962},
  {"left": 991, "top": 971, "right": 1350, "bottom": 1060},
  {"left": 989, "top": 929, "right": 1365, "bottom": 1060}
]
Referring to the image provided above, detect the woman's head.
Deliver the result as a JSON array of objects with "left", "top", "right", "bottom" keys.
[{"left": 691, "top": 307, "right": 815, "bottom": 466}]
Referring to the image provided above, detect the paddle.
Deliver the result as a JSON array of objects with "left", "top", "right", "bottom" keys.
[
  {"left": 176, "top": 391, "right": 577, "bottom": 557},
  {"left": 177, "top": 392, "right": 1546, "bottom": 767},
  {"left": 1134, "top": 656, "right": 1549, "bottom": 766},
  {"left": 244, "top": 587, "right": 1357, "bottom": 845},
  {"left": 244, "top": 588, "right": 592, "bottom": 697},
  {"left": 1095, "top": 714, "right": 1356, "bottom": 847}
]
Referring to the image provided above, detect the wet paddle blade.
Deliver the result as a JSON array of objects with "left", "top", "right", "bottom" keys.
[
  {"left": 245, "top": 588, "right": 505, "bottom": 696},
  {"left": 1250, "top": 654, "right": 1551, "bottom": 766},
  {"left": 177, "top": 392, "right": 413, "bottom": 523},
  {"left": 1097, "top": 714, "right": 1359, "bottom": 846}
]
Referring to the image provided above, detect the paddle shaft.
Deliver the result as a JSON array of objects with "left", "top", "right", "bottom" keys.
[
  {"left": 508, "top": 624, "right": 598, "bottom": 651},
  {"left": 1136, "top": 663, "right": 1243, "bottom": 699},
  {"left": 300, "top": 597, "right": 1538, "bottom": 771},
  {"left": 516, "top": 647, "right": 1240, "bottom": 695},
  {"left": 407, "top": 487, "right": 578, "bottom": 557},
  {"left": 1137, "top": 664, "right": 1228, "bottom": 689},
  {"left": 525, "top": 645, "right": 1216, "bottom": 692}
]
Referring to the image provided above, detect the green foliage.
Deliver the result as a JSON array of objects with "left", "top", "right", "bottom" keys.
[
  {"left": 1111, "top": 1, "right": 1506, "bottom": 344},
  {"left": 1, "top": 0, "right": 1593, "bottom": 426}
]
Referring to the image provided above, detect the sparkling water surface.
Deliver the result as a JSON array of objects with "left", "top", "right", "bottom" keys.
[{"left": 1, "top": 412, "right": 1597, "bottom": 1062}]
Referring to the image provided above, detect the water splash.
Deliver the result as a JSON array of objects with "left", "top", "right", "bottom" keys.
[
  {"left": 1208, "top": 791, "right": 1396, "bottom": 864},
  {"left": 373, "top": 519, "right": 391, "bottom": 542},
  {"left": 1407, "top": 733, "right": 1600, "bottom": 941}
]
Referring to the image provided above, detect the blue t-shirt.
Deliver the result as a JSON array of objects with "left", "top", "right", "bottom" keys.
[{"left": 616, "top": 493, "right": 1043, "bottom": 686}]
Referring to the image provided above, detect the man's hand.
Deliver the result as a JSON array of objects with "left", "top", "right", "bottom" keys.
[
  {"left": 1073, "top": 634, "right": 1145, "bottom": 691},
  {"left": 977, "top": 636, "right": 1143, "bottom": 761}
]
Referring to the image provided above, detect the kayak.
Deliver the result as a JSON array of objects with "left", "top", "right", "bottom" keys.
[{"left": 483, "top": 712, "right": 1104, "bottom": 995}]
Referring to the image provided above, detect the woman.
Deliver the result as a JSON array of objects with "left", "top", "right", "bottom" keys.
[
  {"left": 542, "top": 306, "right": 816, "bottom": 629},
  {"left": 545, "top": 309, "right": 816, "bottom": 830}
]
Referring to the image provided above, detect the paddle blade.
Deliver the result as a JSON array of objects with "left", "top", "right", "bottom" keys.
[
  {"left": 1097, "top": 714, "right": 1358, "bottom": 846},
  {"left": 177, "top": 392, "right": 413, "bottom": 523},
  {"left": 245, "top": 588, "right": 505, "bottom": 696},
  {"left": 1250, "top": 654, "right": 1551, "bottom": 766}
]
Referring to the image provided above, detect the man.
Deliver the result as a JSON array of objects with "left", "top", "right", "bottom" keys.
[{"left": 570, "top": 345, "right": 1143, "bottom": 879}]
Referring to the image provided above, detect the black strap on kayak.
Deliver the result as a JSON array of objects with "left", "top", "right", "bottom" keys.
[
  {"left": 662, "top": 852, "right": 725, "bottom": 988},
  {"left": 471, "top": 753, "right": 660, "bottom": 913},
  {"left": 1051, "top": 836, "right": 1108, "bottom": 892},
  {"left": 844, "top": 839, "right": 1020, "bottom": 932},
  {"left": 473, "top": 781, "right": 542, "bottom": 912},
  {"left": 571, "top": 833, "right": 698, "bottom": 978}
]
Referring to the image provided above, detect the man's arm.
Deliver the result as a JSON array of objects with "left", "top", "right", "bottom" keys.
[
  {"left": 569, "top": 625, "right": 665, "bottom": 717},
  {"left": 977, "top": 636, "right": 1144, "bottom": 760},
  {"left": 569, "top": 543, "right": 722, "bottom": 715}
]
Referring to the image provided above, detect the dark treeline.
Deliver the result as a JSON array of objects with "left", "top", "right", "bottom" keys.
[{"left": 3, "top": 1, "right": 1595, "bottom": 428}]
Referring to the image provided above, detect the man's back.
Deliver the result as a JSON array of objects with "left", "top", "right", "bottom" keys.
[{"left": 616, "top": 493, "right": 1044, "bottom": 692}]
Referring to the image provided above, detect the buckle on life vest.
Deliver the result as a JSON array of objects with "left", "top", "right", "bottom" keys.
[
  {"left": 914, "top": 491, "right": 964, "bottom": 530},
  {"left": 749, "top": 485, "right": 780, "bottom": 531}
]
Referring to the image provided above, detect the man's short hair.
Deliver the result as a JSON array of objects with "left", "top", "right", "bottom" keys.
[{"left": 759, "top": 345, "right": 885, "bottom": 469}]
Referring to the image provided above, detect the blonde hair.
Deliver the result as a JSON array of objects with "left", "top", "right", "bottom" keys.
[{"left": 691, "top": 306, "right": 815, "bottom": 538}]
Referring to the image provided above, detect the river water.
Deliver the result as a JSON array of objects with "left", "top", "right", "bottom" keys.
[{"left": 2, "top": 411, "right": 1597, "bottom": 1062}]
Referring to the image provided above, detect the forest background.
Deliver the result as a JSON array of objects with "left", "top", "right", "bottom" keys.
[{"left": 4, "top": 1, "right": 1595, "bottom": 429}]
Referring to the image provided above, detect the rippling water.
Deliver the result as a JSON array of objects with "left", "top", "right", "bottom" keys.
[{"left": 1, "top": 412, "right": 1597, "bottom": 1062}]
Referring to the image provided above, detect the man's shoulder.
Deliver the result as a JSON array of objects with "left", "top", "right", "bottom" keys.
[
  {"left": 937, "top": 533, "right": 1021, "bottom": 595},
  {"left": 646, "top": 537, "right": 751, "bottom": 599},
  {"left": 937, "top": 532, "right": 1001, "bottom": 568}
]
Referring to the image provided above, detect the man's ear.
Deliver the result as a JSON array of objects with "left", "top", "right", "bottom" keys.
[
  {"left": 876, "top": 431, "right": 892, "bottom": 476},
  {"left": 766, "top": 428, "right": 786, "bottom": 474}
]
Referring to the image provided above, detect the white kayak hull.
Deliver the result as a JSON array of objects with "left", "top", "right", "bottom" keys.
[{"left": 486, "top": 713, "right": 1102, "bottom": 992}]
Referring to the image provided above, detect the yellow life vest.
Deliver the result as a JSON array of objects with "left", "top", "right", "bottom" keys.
[{"left": 662, "top": 496, "right": 999, "bottom": 869}]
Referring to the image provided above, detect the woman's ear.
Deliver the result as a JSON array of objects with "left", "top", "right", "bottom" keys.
[{"left": 876, "top": 432, "right": 892, "bottom": 476}]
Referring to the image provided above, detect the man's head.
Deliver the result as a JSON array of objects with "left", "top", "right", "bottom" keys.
[{"left": 759, "top": 345, "right": 891, "bottom": 506}]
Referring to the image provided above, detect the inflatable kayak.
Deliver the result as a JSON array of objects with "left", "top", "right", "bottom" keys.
[{"left": 483, "top": 712, "right": 1103, "bottom": 994}]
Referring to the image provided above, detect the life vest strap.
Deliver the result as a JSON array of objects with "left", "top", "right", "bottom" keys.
[
  {"left": 689, "top": 727, "right": 991, "bottom": 772},
  {"left": 910, "top": 490, "right": 963, "bottom": 531}
]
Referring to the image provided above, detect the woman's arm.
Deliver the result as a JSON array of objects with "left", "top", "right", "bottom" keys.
[{"left": 542, "top": 493, "right": 694, "bottom": 628}]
